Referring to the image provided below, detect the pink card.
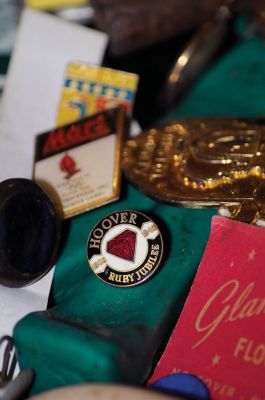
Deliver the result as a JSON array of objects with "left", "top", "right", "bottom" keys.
[{"left": 149, "top": 216, "right": 265, "bottom": 400}]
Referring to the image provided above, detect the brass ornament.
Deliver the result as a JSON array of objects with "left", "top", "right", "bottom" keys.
[
  {"left": 123, "top": 118, "right": 265, "bottom": 213},
  {"left": 219, "top": 181, "right": 265, "bottom": 225}
]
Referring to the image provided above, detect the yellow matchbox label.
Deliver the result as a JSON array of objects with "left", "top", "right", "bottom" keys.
[
  {"left": 57, "top": 63, "right": 139, "bottom": 126},
  {"left": 25, "top": 0, "right": 87, "bottom": 10}
]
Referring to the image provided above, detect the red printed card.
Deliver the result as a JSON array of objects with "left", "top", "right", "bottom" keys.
[{"left": 149, "top": 216, "right": 265, "bottom": 400}]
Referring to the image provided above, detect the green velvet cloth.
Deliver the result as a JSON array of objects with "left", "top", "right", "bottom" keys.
[
  {"left": 163, "top": 36, "right": 265, "bottom": 120},
  {"left": 14, "top": 33, "right": 265, "bottom": 394},
  {"left": 14, "top": 186, "right": 214, "bottom": 394}
]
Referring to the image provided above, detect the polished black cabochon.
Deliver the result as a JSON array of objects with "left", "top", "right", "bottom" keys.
[{"left": 0, "top": 179, "right": 60, "bottom": 287}]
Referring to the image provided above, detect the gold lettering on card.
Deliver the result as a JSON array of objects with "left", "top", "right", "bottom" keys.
[{"left": 193, "top": 280, "right": 265, "bottom": 348}]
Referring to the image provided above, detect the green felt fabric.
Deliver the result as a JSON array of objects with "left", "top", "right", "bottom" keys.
[
  {"left": 14, "top": 186, "right": 214, "bottom": 394},
  {"left": 163, "top": 37, "right": 265, "bottom": 120},
  {"left": 14, "top": 34, "right": 265, "bottom": 395}
]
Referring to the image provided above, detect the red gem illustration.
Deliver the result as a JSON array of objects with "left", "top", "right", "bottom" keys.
[
  {"left": 60, "top": 153, "right": 80, "bottom": 179},
  {"left": 107, "top": 229, "right": 137, "bottom": 262}
]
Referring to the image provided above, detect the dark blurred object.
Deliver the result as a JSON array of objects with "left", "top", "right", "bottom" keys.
[
  {"left": 91, "top": 0, "right": 224, "bottom": 56},
  {"left": 0, "top": 179, "right": 60, "bottom": 288},
  {"left": 104, "top": 1, "right": 235, "bottom": 127},
  {"left": 158, "top": 2, "right": 234, "bottom": 114},
  {"left": 239, "top": 0, "right": 265, "bottom": 36},
  {"left": 0, "top": 369, "right": 34, "bottom": 400},
  {"left": 104, "top": 33, "right": 192, "bottom": 127},
  {"left": 151, "top": 373, "right": 210, "bottom": 400},
  {"left": 102, "top": 0, "right": 237, "bottom": 127}
]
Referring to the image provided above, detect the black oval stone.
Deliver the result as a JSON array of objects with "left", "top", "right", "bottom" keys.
[{"left": 0, "top": 179, "right": 60, "bottom": 287}]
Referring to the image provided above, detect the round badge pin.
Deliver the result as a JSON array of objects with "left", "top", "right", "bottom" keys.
[{"left": 87, "top": 210, "right": 164, "bottom": 287}]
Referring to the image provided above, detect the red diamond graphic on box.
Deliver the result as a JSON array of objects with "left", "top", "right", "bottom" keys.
[{"left": 107, "top": 229, "right": 136, "bottom": 262}]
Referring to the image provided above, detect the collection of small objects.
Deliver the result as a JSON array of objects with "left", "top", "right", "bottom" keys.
[{"left": 0, "top": 0, "right": 265, "bottom": 399}]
